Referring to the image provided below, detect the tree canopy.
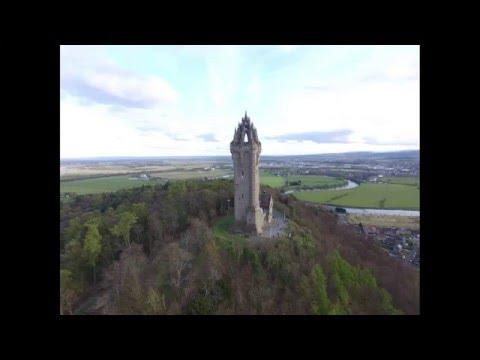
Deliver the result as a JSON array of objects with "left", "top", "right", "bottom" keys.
[{"left": 60, "top": 179, "right": 418, "bottom": 315}]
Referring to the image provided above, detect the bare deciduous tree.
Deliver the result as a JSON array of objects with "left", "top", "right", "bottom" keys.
[{"left": 164, "top": 243, "right": 193, "bottom": 289}]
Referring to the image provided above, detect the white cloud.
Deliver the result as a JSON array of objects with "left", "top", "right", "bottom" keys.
[
  {"left": 203, "top": 46, "right": 242, "bottom": 108},
  {"left": 62, "top": 67, "right": 179, "bottom": 109},
  {"left": 60, "top": 45, "right": 419, "bottom": 157},
  {"left": 84, "top": 70, "right": 179, "bottom": 105},
  {"left": 61, "top": 45, "right": 179, "bottom": 109},
  {"left": 61, "top": 95, "right": 238, "bottom": 158},
  {"left": 255, "top": 77, "right": 419, "bottom": 152}
]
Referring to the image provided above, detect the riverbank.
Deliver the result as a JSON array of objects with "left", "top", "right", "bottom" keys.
[
  {"left": 347, "top": 213, "right": 419, "bottom": 230},
  {"left": 324, "top": 205, "right": 419, "bottom": 217}
]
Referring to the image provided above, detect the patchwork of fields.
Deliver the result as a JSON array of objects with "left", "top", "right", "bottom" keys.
[
  {"left": 60, "top": 175, "right": 160, "bottom": 195},
  {"left": 294, "top": 183, "right": 419, "bottom": 210},
  {"left": 61, "top": 167, "right": 420, "bottom": 211},
  {"left": 150, "top": 169, "right": 231, "bottom": 180},
  {"left": 60, "top": 169, "right": 233, "bottom": 195},
  {"left": 60, "top": 163, "right": 221, "bottom": 179}
]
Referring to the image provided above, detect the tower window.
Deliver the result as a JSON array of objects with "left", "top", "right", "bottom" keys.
[
  {"left": 241, "top": 170, "right": 244, "bottom": 178},
  {"left": 241, "top": 193, "right": 244, "bottom": 199}
]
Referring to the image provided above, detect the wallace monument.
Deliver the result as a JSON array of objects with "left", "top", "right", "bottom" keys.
[{"left": 230, "top": 112, "right": 273, "bottom": 235}]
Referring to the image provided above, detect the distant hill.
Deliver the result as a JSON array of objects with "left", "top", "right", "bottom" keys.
[
  {"left": 263, "top": 150, "right": 419, "bottom": 162},
  {"left": 61, "top": 150, "right": 419, "bottom": 165}
]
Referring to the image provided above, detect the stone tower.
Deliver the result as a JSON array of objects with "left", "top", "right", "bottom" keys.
[{"left": 230, "top": 112, "right": 264, "bottom": 234}]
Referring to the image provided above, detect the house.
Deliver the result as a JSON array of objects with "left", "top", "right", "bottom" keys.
[{"left": 365, "top": 225, "right": 378, "bottom": 238}]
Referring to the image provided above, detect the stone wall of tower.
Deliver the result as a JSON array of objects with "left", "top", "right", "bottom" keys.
[
  {"left": 232, "top": 150, "right": 247, "bottom": 223},
  {"left": 230, "top": 113, "right": 264, "bottom": 234}
]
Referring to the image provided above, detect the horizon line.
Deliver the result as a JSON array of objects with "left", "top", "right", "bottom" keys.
[{"left": 60, "top": 149, "right": 420, "bottom": 161}]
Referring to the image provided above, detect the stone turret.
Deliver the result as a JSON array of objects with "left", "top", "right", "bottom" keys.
[{"left": 230, "top": 112, "right": 264, "bottom": 234}]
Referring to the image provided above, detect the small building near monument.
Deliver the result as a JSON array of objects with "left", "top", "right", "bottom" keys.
[{"left": 260, "top": 191, "right": 273, "bottom": 224}]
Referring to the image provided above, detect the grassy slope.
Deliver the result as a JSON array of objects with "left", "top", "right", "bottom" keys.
[
  {"left": 212, "top": 215, "right": 248, "bottom": 252},
  {"left": 294, "top": 183, "right": 419, "bottom": 210},
  {"left": 212, "top": 215, "right": 235, "bottom": 238}
]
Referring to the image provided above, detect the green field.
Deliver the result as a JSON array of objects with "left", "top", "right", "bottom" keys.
[
  {"left": 285, "top": 175, "right": 345, "bottom": 188},
  {"left": 60, "top": 175, "right": 161, "bottom": 195},
  {"left": 152, "top": 169, "right": 231, "bottom": 180},
  {"left": 260, "top": 172, "right": 285, "bottom": 188},
  {"left": 60, "top": 169, "right": 233, "bottom": 195},
  {"left": 382, "top": 176, "right": 419, "bottom": 186},
  {"left": 260, "top": 172, "right": 344, "bottom": 189},
  {"left": 294, "top": 183, "right": 419, "bottom": 210}
]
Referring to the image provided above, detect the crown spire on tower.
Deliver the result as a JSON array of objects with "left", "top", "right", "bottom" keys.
[
  {"left": 242, "top": 110, "right": 249, "bottom": 123},
  {"left": 231, "top": 111, "right": 261, "bottom": 145}
]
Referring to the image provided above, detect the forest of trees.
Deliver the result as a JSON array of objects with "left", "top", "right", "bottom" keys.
[{"left": 60, "top": 179, "right": 419, "bottom": 315}]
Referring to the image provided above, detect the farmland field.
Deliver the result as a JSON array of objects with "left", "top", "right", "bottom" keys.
[
  {"left": 60, "top": 169, "right": 232, "bottom": 195},
  {"left": 260, "top": 172, "right": 285, "bottom": 188},
  {"left": 60, "top": 175, "right": 161, "bottom": 195},
  {"left": 285, "top": 175, "right": 345, "bottom": 189},
  {"left": 260, "top": 172, "right": 345, "bottom": 189},
  {"left": 382, "top": 176, "right": 419, "bottom": 186},
  {"left": 60, "top": 162, "right": 230, "bottom": 181},
  {"left": 294, "top": 183, "right": 419, "bottom": 210},
  {"left": 61, "top": 164, "right": 178, "bottom": 180},
  {"left": 150, "top": 169, "right": 231, "bottom": 180}
]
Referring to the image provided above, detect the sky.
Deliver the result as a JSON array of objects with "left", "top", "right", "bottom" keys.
[{"left": 60, "top": 45, "right": 419, "bottom": 158}]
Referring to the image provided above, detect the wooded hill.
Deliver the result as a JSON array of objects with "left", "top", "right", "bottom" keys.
[{"left": 60, "top": 179, "right": 419, "bottom": 315}]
